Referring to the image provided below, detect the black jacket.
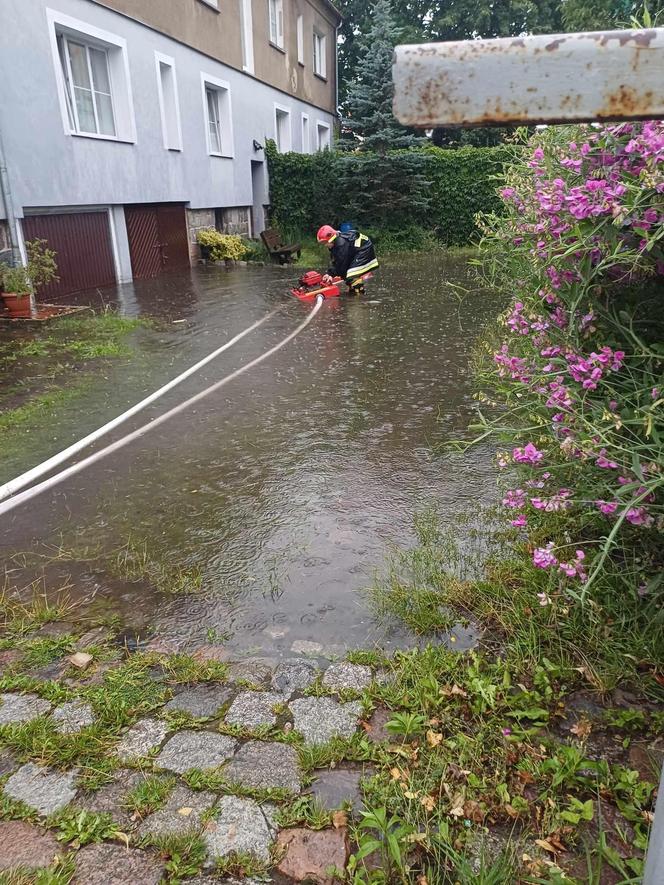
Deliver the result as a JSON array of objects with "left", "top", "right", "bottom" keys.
[{"left": 327, "top": 232, "right": 377, "bottom": 279}]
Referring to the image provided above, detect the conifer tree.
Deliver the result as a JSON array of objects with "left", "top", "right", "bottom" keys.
[{"left": 339, "top": 0, "right": 423, "bottom": 154}]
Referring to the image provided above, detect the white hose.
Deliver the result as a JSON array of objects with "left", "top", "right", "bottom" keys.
[
  {"left": 0, "top": 307, "right": 282, "bottom": 503},
  {"left": 0, "top": 296, "right": 324, "bottom": 518}
]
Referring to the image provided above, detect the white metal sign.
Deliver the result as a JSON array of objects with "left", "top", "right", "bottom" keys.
[{"left": 393, "top": 28, "right": 664, "bottom": 127}]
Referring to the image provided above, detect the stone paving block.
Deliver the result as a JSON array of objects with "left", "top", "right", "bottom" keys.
[
  {"left": 52, "top": 700, "right": 95, "bottom": 734},
  {"left": 0, "top": 820, "right": 63, "bottom": 871},
  {"left": 271, "top": 659, "right": 319, "bottom": 697},
  {"left": 223, "top": 741, "right": 301, "bottom": 793},
  {"left": 290, "top": 697, "right": 362, "bottom": 745},
  {"left": 138, "top": 784, "right": 216, "bottom": 839},
  {"left": 276, "top": 827, "right": 349, "bottom": 884},
  {"left": 309, "top": 764, "right": 372, "bottom": 811},
  {"left": 78, "top": 769, "right": 149, "bottom": 828},
  {"left": 290, "top": 640, "right": 324, "bottom": 656},
  {"left": 75, "top": 626, "right": 111, "bottom": 650},
  {"left": 164, "top": 683, "right": 234, "bottom": 718},
  {"left": 74, "top": 842, "right": 164, "bottom": 884},
  {"left": 0, "top": 692, "right": 51, "bottom": 725},
  {"left": 203, "top": 796, "right": 274, "bottom": 861},
  {"left": 3, "top": 763, "right": 77, "bottom": 815},
  {"left": 0, "top": 649, "right": 23, "bottom": 674},
  {"left": 227, "top": 658, "right": 273, "bottom": 688},
  {"left": 364, "top": 706, "right": 392, "bottom": 743},
  {"left": 322, "top": 662, "right": 373, "bottom": 693},
  {"left": 115, "top": 718, "right": 168, "bottom": 762},
  {"left": 156, "top": 730, "right": 236, "bottom": 774},
  {"left": 224, "top": 691, "right": 282, "bottom": 729},
  {"left": 192, "top": 644, "right": 231, "bottom": 663},
  {"left": 0, "top": 749, "right": 18, "bottom": 777}
]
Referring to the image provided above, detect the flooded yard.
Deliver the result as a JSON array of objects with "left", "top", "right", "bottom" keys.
[{"left": 1, "top": 254, "right": 501, "bottom": 659}]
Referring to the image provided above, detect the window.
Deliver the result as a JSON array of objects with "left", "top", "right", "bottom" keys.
[
  {"left": 274, "top": 105, "right": 291, "bottom": 153},
  {"left": 316, "top": 121, "right": 331, "bottom": 151},
  {"left": 313, "top": 30, "right": 326, "bottom": 78},
  {"left": 269, "top": 0, "right": 284, "bottom": 48},
  {"left": 301, "top": 114, "right": 310, "bottom": 153},
  {"left": 201, "top": 73, "right": 233, "bottom": 157},
  {"left": 296, "top": 15, "right": 304, "bottom": 65},
  {"left": 155, "top": 53, "right": 182, "bottom": 151},
  {"left": 198, "top": 0, "right": 219, "bottom": 7},
  {"left": 239, "top": 0, "right": 255, "bottom": 73},
  {"left": 48, "top": 10, "right": 135, "bottom": 142}
]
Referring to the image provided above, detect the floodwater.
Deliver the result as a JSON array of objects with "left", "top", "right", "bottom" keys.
[{"left": 1, "top": 254, "right": 501, "bottom": 658}]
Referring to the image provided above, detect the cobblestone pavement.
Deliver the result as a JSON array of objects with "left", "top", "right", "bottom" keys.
[{"left": 0, "top": 634, "right": 381, "bottom": 883}]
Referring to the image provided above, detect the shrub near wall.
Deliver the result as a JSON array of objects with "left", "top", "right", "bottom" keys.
[{"left": 266, "top": 142, "right": 510, "bottom": 246}]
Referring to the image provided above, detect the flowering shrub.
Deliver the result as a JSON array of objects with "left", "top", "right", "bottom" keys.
[
  {"left": 477, "top": 122, "right": 663, "bottom": 603},
  {"left": 196, "top": 228, "right": 248, "bottom": 261}
]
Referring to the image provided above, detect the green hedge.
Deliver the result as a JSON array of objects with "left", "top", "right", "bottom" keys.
[{"left": 266, "top": 143, "right": 510, "bottom": 246}]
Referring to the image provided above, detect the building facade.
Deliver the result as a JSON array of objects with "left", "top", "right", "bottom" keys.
[{"left": 0, "top": 0, "right": 340, "bottom": 296}]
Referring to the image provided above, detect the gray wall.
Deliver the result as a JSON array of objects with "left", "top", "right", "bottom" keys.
[{"left": 0, "top": 0, "right": 335, "bottom": 219}]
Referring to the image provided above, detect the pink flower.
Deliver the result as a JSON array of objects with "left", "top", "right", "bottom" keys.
[
  {"left": 596, "top": 449, "right": 619, "bottom": 469},
  {"left": 510, "top": 514, "right": 527, "bottom": 527},
  {"left": 533, "top": 543, "right": 558, "bottom": 569},
  {"left": 626, "top": 507, "right": 654, "bottom": 527},
  {"left": 653, "top": 388, "right": 660, "bottom": 400},
  {"left": 513, "top": 443, "right": 544, "bottom": 465},
  {"left": 502, "top": 727, "right": 512, "bottom": 736},
  {"left": 558, "top": 549, "right": 587, "bottom": 581},
  {"left": 503, "top": 489, "right": 526, "bottom": 509},
  {"left": 595, "top": 500, "right": 619, "bottom": 515},
  {"left": 537, "top": 592, "right": 552, "bottom": 606}
]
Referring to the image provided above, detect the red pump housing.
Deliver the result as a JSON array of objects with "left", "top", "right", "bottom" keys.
[{"left": 290, "top": 270, "right": 342, "bottom": 302}]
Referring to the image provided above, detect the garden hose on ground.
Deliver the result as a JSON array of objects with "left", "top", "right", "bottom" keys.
[{"left": 0, "top": 296, "right": 324, "bottom": 517}]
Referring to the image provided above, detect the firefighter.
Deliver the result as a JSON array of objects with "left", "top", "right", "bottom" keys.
[{"left": 317, "top": 225, "right": 379, "bottom": 296}]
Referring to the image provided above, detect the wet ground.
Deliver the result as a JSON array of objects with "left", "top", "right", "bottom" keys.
[{"left": 1, "top": 254, "right": 501, "bottom": 658}]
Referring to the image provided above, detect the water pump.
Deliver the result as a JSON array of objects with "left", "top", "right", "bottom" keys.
[{"left": 290, "top": 270, "right": 342, "bottom": 302}]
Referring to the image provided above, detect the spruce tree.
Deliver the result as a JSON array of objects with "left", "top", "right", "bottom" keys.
[{"left": 339, "top": 0, "right": 423, "bottom": 154}]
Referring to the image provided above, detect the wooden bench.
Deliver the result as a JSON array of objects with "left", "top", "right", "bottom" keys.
[{"left": 260, "top": 228, "right": 301, "bottom": 264}]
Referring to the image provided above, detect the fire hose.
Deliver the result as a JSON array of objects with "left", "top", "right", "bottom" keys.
[{"left": 0, "top": 295, "right": 324, "bottom": 517}]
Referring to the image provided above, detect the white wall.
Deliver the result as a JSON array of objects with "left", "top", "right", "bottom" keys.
[{"left": 0, "top": 0, "right": 336, "bottom": 218}]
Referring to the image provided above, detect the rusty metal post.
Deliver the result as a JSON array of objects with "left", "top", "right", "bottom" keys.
[{"left": 393, "top": 28, "right": 664, "bottom": 127}]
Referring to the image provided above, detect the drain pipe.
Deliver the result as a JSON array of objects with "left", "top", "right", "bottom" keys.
[
  {"left": 0, "top": 295, "right": 324, "bottom": 517},
  {"left": 0, "top": 306, "right": 283, "bottom": 503},
  {"left": 0, "top": 125, "right": 22, "bottom": 266}
]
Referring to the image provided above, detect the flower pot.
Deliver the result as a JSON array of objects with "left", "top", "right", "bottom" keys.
[
  {"left": 1, "top": 291, "right": 33, "bottom": 318},
  {"left": 199, "top": 244, "right": 212, "bottom": 261}
]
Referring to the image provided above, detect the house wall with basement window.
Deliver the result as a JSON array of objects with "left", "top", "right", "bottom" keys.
[{"left": 0, "top": 0, "right": 336, "bottom": 239}]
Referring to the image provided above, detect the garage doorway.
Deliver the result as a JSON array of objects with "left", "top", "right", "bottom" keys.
[
  {"left": 21, "top": 211, "right": 116, "bottom": 299},
  {"left": 124, "top": 203, "right": 190, "bottom": 280}
]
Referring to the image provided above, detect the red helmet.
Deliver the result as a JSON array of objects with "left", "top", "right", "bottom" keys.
[{"left": 316, "top": 225, "right": 338, "bottom": 244}]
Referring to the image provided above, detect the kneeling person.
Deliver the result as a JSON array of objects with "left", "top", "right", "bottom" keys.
[{"left": 317, "top": 225, "right": 379, "bottom": 296}]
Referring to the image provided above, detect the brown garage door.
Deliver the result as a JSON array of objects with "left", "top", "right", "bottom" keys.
[
  {"left": 21, "top": 211, "right": 116, "bottom": 299},
  {"left": 125, "top": 203, "right": 190, "bottom": 280}
]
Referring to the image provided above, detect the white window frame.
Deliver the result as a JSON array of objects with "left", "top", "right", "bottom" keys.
[
  {"left": 296, "top": 15, "right": 305, "bottom": 65},
  {"left": 47, "top": 8, "right": 136, "bottom": 143},
  {"left": 268, "top": 0, "right": 284, "bottom": 49},
  {"left": 313, "top": 30, "right": 327, "bottom": 79},
  {"left": 274, "top": 103, "right": 292, "bottom": 153},
  {"left": 154, "top": 52, "right": 182, "bottom": 151},
  {"left": 198, "top": 0, "right": 219, "bottom": 8},
  {"left": 316, "top": 121, "right": 331, "bottom": 151},
  {"left": 301, "top": 113, "right": 310, "bottom": 153},
  {"left": 201, "top": 73, "right": 234, "bottom": 158}
]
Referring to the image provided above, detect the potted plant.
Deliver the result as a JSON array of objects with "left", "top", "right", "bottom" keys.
[{"left": 1, "top": 238, "right": 58, "bottom": 318}]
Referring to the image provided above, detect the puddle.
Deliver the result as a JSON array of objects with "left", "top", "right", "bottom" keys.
[{"left": 1, "top": 255, "right": 502, "bottom": 657}]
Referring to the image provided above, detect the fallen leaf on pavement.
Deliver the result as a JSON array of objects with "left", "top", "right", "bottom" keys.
[
  {"left": 426, "top": 729, "right": 443, "bottom": 747},
  {"left": 332, "top": 810, "right": 348, "bottom": 828},
  {"left": 570, "top": 717, "right": 592, "bottom": 739},
  {"left": 178, "top": 807, "right": 193, "bottom": 817},
  {"left": 449, "top": 793, "right": 465, "bottom": 817}
]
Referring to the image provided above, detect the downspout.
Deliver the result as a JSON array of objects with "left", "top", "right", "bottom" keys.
[
  {"left": 0, "top": 125, "right": 22, "bottom": 266},
  {"left": 334, "top": 22, "right": 340, "bottom": 132}
]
